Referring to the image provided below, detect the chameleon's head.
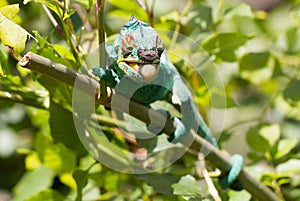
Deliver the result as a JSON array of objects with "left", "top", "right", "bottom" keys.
[{"left": 115, "top": 16, "right": 165, "bottom": 82}]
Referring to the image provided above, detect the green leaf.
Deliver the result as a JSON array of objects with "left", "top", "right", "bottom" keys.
[
  {"left": 274, "top": 138, "right": 298, "bottom": 160},
  {"left": 73, "top": 170, "right": 88, "bottom": 201},
  {"left": 0, "top": 64, "right": 4, "bottom": 76},
  {"left": 0, "top": 5, "right": 31, "bottom": 55},
  {"left": 172, "top": 175, "right": 202, "bottom": 197},
  {"left": 228, "top": 190, "right": 251, "bottom": 201},
  {"left": 83, "top": 120, "right": 131, "bottom": 170},
  {"left": 23, "top": 0, "right": 62, "bottom": 18},
  {"left": 246, "top": 123, "right": 280, "bottom": 153},
  {"left": 0, "top": 0, "right": 8, "bottom": 7},
  {"left": 137, "top": 173, "right": 181, "bottom": 195},
  {"left": 239, "top": 52, "right": 276, "bottom": 85},
  {"left": 276, "top": 159, "right": 300, "bottom": 175},
  {"left": 107, "top": 0, "right": 148, "bottom": 21},
  {"left": 0, "top": 4, "right": 19, "bottom": 19},
  {"left": 283, "top": 80, "right": 300, "bottom": 103},
  {"left": 277, "top": 26, "right": 300, "bottom": 54},
  {"left": 35, "top": 132, "right": 77, "bottom": 174},
  {"left": 49, "top": 101, "right": 87, "bottom": 156},
  {"left": 202, "top": 32, "right": 249, "bottom": 62},
  {"left": 224, "top": 3, "right": 253, "bottom": 19},
  {"left": 25, "top": 189, "right": 65, "bottom": 201},
  {"left": 259, "top": 124, "right": 280, "bottom": 147},
  {"left": 13, "top": 166, "right": 56, "bottom": 201}
]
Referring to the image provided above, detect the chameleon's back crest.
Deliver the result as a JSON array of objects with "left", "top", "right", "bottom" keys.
[{"left": 115, "top": 16, "right": 164, "bottom": 50}]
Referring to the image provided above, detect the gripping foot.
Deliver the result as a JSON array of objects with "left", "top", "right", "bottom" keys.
[
  {"left": 167, "top": 117, "right": 187, "bottom": 143},
  {"left": 218, "top": 154, "right": 243, "bottom": 190}
]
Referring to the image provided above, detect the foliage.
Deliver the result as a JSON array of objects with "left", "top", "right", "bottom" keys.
[{"left": 0, "top": 0, "right": 300, "bottom": 200}]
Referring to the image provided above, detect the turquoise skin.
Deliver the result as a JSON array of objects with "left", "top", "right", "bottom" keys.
[{"left": 91, "top": 16, "right": 243, "bottom": 190}]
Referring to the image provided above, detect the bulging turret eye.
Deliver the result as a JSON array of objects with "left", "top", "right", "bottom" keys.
[
  {"left": 126, "top": 46, "right": 134, "bottom": 51},
  {"left": 157, "top": 47, "right": 164, "bottom": 56}
]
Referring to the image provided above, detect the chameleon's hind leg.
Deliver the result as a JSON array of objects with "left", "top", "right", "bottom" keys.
[{"left": 167, "top": 116, "right": 244, "bottom": 190}]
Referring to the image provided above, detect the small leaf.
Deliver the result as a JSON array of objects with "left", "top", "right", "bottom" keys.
[
  {"left": 172, "top": 175, "right": 202, "bottom": 197},
  {"left": 239, "top": 52, "right": 275, "bottom": 84},
  {"left": 274, "top": 138, "right": 298, "bottom": 159},
  {"left": 25, "top": 189, "right": 65, "bottom": 201},
  {"left": 49, "top": 101, "right": 87, "bottom": 156},
  {"left": 259, "top": 124, "right": 280, "bottom": 147},
  {"left": 0, "top": 1, "right": 8, "bottom": 7},
  {"left": 276, "top": 159, "right": 300, "bottom": 175},
  {"left": 228, "top": 190, "right": 251, "bottom": 201},
  {"left": 73, "top": 170, "right": 88, "bottom": 201},
  {"left": 137, "top": 173, "right": 181, "bottom": 195},
  {"left": 0, "top": 64, "right": 4, "bottom": 76},
  {"left": 202, "top": 32, "right": 249, "bottom": 62},
  {"left": 277, "top": 26, "right": 300, "bottom": 54},
  {"left": 13, "top": 166, "right": 56, "bottom": 201},
  {"left": 246, "top": 124, "right": 270, "bottom": 153},
  {"left": 0, "top": 4, "right": 19, "bottom": 19},
  {"left": 224, "top": 3, "right": 253, "bottom": 19},
  {"left": 0, "top": 5, "right": 31, "bottom": 55},
  {"left": 283, "top": 80, "right": 300, "bottom": 103}
]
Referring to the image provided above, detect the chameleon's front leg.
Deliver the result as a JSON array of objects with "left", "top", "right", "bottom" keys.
[
  {"left": 169, "top": 76, "right": 243, "bottom": 190},
  {"left": 91, "top": 66, "right": 120, "bottom": 88}
]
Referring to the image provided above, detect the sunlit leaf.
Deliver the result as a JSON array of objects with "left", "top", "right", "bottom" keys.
[
  {"left": 228, "top": 190, "right": 252, "bottom": 201},
  {"left": 276, "top": 159, "right": 300, "bottom": 175},
  {"left": 172, "top": 175, "right": 202, "bottom": 197},
  {"left": 239, "top": 52, "right": 277, "bottom": 85},
  {"left": 277, "top": 26, "right": 300, "bottom": 54},
  {"left": 13, "top": 166, "right": 56, "bottom": 201},
  {"left": 274, "top": 138, "right": 298, "bottom": 160},
  {"left": 0, "top": 0, "right": 8, "bottom": 7},
  {"left": 0, "top": 64, "right": 4, "bottom": 76},
  {"left": 224, "top": 3, "right": 253, "bottom": 19},
  {"left": 202, "top": 32, "right": 249, "bottom": 62},
  {"left": 0, "top": 4, "right": 31, "bottom": 55},
  {"left": 246, "top": 123, "right": 280, "bottom": 153},
  {"left": 107, "top": 0, "right": 148, "bottom": 21},
  {"left": 25, "top": 189, "right": 64, "bottom": 201},
  {"left": 283, "top": 80, "right": 300, "bottom": 103},
  {"left": 0, "top": 4, "right": 19, "bottom": 19},
  {"left": 137, "top": 173, "right": 181, "bottom": 195}
]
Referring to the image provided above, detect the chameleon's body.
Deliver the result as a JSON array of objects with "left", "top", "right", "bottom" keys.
[{"left": 92, "top": 16, "right": 242, "bottom": 190}]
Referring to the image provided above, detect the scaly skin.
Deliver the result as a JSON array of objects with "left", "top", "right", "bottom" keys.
[{"left": 91, "top": 16, "right": 243, "bottom": 190}]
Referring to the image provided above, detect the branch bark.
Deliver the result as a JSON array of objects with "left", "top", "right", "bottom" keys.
[{"left": 18, "top": 52, "right": 279, "bottom": 201}]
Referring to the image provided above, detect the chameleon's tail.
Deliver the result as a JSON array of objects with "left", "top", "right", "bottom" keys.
[
  {"left": 197, "top": 120, "right": 244, "bottom": 191},
  {"left": 196, "top": 119, "right": 219, "bottom": 148}
]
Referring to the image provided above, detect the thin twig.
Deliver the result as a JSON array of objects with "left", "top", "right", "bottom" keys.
[
  {"left": 42, "top": 4, "right": 63, "bottom": 34},
  {"left": 96, "top": 0, "right": 108, "bottom": 103},
  {"left": 0, "top": 90, "right": 48, "bottom": 110},
  {"left": 18, "top": 52, "right": 280, "bottom": 201},
  {"left": 169, "top": 0, "right": 193, "bottom": 51}
]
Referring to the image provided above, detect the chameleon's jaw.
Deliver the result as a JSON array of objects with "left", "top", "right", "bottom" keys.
[
  {"left": 139, "top": 63, "right": 158, "bottom": 81},
  {"left": 119, "top": 60, "right": 159, "bottom": 82}
]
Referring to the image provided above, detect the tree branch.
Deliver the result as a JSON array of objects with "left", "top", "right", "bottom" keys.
[{"left": 18, "top": 52, "right": 279, "bottom": 201}]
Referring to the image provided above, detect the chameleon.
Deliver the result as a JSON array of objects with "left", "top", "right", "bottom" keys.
[{"left": 91, "top": 16, "right": 243, "bottom": 190}]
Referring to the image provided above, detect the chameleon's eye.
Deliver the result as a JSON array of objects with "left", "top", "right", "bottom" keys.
[
  {"left": 157, "top": 47, "right": 164, "bottom": 56},
  {"left": 122, "top": 47, "right": 133, "bottom": 57},
  {"left": 126, "top": 46, "right": 134, "bottom": 51}
]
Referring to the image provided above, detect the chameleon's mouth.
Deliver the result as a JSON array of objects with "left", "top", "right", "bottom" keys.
[{"left": 119, "top": 59, "right": 160, "bottom": 81}]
